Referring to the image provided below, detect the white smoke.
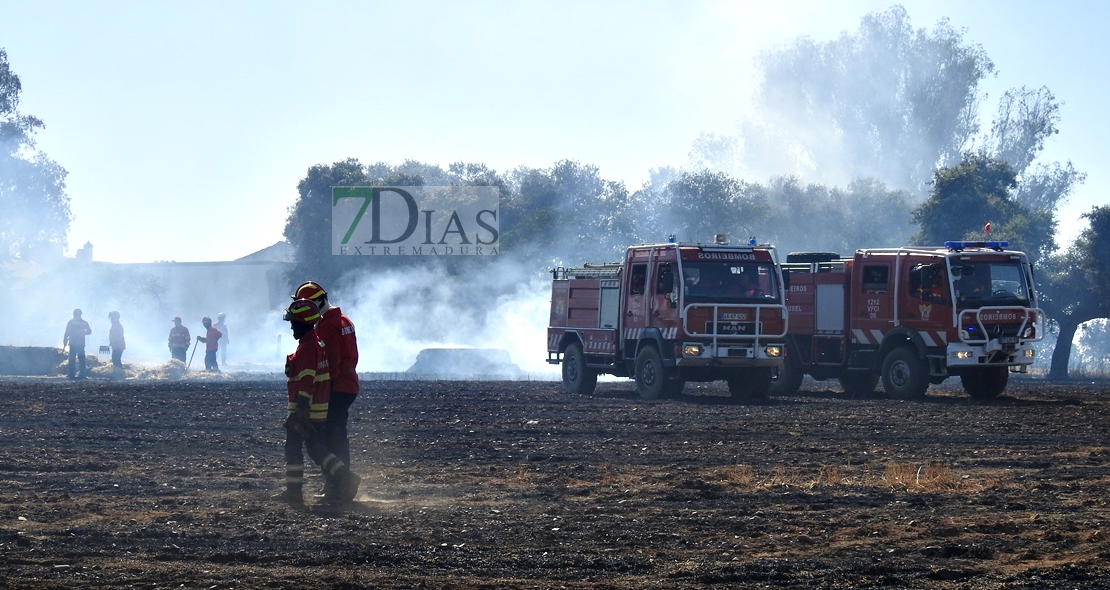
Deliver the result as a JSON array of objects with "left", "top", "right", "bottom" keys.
[{"left": 334, "top": 259, "right": 558, "bottom": 378}]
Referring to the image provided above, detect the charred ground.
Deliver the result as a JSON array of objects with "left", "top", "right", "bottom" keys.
[{"left": 2, "top": 376, "right": 1110, "bottom": 588}]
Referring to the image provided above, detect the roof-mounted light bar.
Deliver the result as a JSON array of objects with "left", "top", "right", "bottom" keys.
[{"left": 945, "top": 240, "right": 1008, "bottom": 252}]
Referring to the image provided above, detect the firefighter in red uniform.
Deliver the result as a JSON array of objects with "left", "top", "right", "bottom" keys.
[
  {"left": 168, "top": 317, "right": 190, "bottom": 362},
  {"left": 196, "top": 316, "right": 222, "bottom": 372},
  {"left": 292, "top": 281, "right": 359, "bottom": 495},
  {"left": 63, "top": 308, "right": 92, "bottom": 379},
  {"left": 274, "top": 298, "right": 360, "bottom": 506}
]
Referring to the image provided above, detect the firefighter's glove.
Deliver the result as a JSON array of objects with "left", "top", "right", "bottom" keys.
[
  {"left": 294, "top": 396, "right": 311, "bottom": 420},
  {"left": 283, "top": 412, "right": 315, "bottom": 439}
]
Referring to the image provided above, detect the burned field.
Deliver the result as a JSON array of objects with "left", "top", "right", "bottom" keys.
[{"left": 3, "top": 377, "right": 1110, "bottom": 588}]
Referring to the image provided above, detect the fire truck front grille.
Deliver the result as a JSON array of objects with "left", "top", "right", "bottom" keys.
[
  {"left": 963, "top": 323, "right": 1023, "bottom": 341},
  {"left": 706, "top": 321, "right": 760, "bottom": 335}
]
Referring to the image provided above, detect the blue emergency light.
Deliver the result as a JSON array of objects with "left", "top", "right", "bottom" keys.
[{"left": 945, "top": 241, "right": 1008, "bottom": 251}]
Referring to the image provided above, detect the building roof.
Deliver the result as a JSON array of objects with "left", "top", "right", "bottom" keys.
[{"left": 234, "top": 241, "right": 293, "bottom": 263}]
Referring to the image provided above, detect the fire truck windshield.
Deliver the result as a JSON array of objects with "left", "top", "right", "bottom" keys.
[
  {"left": 681, "top": 262, "right": 778, "bottom": 303},
  {"left": 951, "top": 261, "right": 1031, "bottom": 308}
]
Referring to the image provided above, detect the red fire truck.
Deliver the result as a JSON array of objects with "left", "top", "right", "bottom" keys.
[
  {"left": 772, "top": 241, "right": 1043, "bottom": 399},
  {"left": 547, "top": 236, "right": 787, "bottom": 399}
]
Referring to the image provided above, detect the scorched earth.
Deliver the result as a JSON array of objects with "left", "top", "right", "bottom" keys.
[{"left": 2, "top": 375, "right": 1110, "bottom": 588}]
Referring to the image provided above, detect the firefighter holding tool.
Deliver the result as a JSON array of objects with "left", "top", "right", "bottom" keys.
[
  {"left": 196, "top": 316, "right": 222, "bottom": 372},
  {"left": 274, "top": 298, "right": 360, "bottom": 507}
]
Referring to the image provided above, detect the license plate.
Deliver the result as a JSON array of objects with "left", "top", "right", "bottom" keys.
[{"left": 1000, "top": 336, "right": 1018, "bottom": 344}]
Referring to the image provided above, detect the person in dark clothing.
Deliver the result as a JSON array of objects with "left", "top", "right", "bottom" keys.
[
  {"left": 63, "top": 309, "right": 92, "bottom": 379},
  {"left": 168, "top": 317, "right": 190, "bottom": 362}
]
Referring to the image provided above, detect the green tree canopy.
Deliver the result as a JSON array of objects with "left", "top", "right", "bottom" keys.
[
  {"left": 760, "top": 177, "right": 914, "bottom": 256},
  {"left": 0, "top": 48, "right": 71, "bottom": 262},
  {"left": 1037, "top": 206, "right": 1110, "bottom": 379},
  {"left": 910, "top": 153, "right": 1057, "bottom": 262}
]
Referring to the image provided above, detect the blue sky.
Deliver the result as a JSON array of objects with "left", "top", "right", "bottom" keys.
[{"left": 1, "top": 0, "right": 1106, "bottom": 263}]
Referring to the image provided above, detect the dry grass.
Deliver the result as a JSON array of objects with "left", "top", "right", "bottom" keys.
[
  {"left": 709, "top": 461, "right": 997, "bottom": 494},
  {"left": 720, "top": 464, "right": 755, "bottom": 487},
  {"left": 600, "top": 462, "right": 616, "bottom": 486},
  {"left": 510, "top": 463, "right": 530, "bottom": 486}
]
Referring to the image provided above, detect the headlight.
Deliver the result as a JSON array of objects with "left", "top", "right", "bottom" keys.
[
  {"left": 955, "top": 350, "right": 973, "bottom": 359},
  {"left": 765, "top": 345, "right": 783, "bottom": 357},
  {"left": 683, "top": 344, "right": 703, "bottom": 357},
  {"left": 1024, "top": 348, "right": 1035, "bottom": 358}
]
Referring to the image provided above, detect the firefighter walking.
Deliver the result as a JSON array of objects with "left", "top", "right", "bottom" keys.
[
  {"left": 292, "top": 281, "right": 359, "bottom": 495},
  {"left": 274, "top": 298, "right": 360, "bottom": 506}
]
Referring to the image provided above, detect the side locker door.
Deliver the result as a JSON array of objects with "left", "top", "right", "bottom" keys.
[{"left": 851, "top": 262, "right": 893, "bottom": 347}]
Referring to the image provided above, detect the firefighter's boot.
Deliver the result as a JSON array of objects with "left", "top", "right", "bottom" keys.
[
  {"left": 324, "top": 470, "right": 360, "bottom": 505},
  {"left": 272, "top": 487, "right": 304, "bottom": 507}
]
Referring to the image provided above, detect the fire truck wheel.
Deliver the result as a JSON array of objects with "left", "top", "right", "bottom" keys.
[
  {"left": 769, "top": 356, "right": 804, "bottom": 396},
  {"left": 881, "top": 347, "right": 929, "bottom": 400},
  {"left": 634, "top": 346, "right": 670, "bottom": 400},
  {"left": 838, "top": 372, "right": 879, "bottom": 397},
  {"left": 561, "top": 343, "right": 597, "bottom": 395},
  {"left": 728, "top": 368, "right": 773, "bottom": 398},
  {"left": 961, "top": 367, "right": 1009, "bottom": 399}
]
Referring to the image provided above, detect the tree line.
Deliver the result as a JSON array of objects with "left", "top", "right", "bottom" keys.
[{"left": 2, "top": 5, "right": 1106, "bottom": 378}]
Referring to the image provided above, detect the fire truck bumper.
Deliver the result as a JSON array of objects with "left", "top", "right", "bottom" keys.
[
  {"left": 946, "top": 342, "right": 1037, "bottom": 370},
  {"left": 677, "top": 343, "right": 785, "bottom": 367}
]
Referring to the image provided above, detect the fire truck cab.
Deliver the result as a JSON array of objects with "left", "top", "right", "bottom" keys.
[
  {"left": 547, "top": 237, "right": 788, "bottom": 399},
  {"left": 774, "top": 241, "right": 1043, "bottom": 399}
]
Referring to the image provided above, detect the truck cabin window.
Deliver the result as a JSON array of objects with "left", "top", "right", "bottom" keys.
[
  {"left": 656, "top": 263, "right": 675, "bottom": 295},
  {"left": 629, "top": 264, "right": 647, "bottom": 295},
  {"left": 952, "top": 262, "right": 1030, "bottom": 307},
  {"left": 682, "top": 262, "right": 777, "bottom": 302},
  {"left": 909, "top": 263, "right": 945, "bottom": 302},
  {"left": 862, "top": 265, "right": 888, "bottom": 292}
]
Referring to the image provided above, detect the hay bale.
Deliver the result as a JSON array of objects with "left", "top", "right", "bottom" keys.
[
  {"left": 52, "top": 354, "right": 101, "bottom": 376},
  {"left": 129, "top": 360, "right": 187, "bottom": 380},
  {"left": 0, "top": 346, "right": 68, "bottom": 375},
  {"left": 406, "top": 348, "right": 521, "bottom": 377}
]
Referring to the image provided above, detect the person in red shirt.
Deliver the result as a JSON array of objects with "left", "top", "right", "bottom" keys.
[
  {"left": 168, "top": 317, "right": 191, "bottom": 362},
  {"left": 274, "top": 298, "right": 360, "bottom": 507},
  {"left": 292, "top": 282, "right": 359, "bottom": 472},
  {"left": 196, "top": 316, "right": 222, "bottom": 372},
  {"left": 63, "top": 308, "right": 92, "bottom": 379}
]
